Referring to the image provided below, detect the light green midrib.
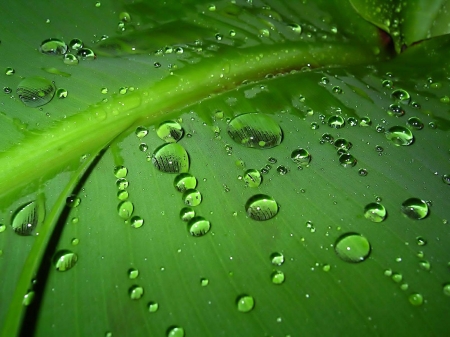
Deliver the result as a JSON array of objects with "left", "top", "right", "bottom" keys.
[{"left": 0, "top": 41, "right": 382, "bottom": 200}]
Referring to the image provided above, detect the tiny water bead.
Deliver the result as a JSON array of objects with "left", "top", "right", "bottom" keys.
[
  {"left": 11, "top": 201, "right": 39, "bottom": 236},
  {"left": 385, "top": 126, "right": 414, "bottom": 146},
  {"left": 339, "top": 153, "right": 357, "bottom": 167},
  {"left": 245, "top": 194, "right": 279, "bottom": 221},
  {"left": 118, "top": 201, "right": 134, "bottom": 219},
  {"left": 236, "top": 295, "right": 255, "bottom": 312},
  {"left": 114, "top": 165, "right": 128, "bottom": 178},
  {"left": 182, "top": 189, "right": 202, "bottom": 206},
  {"left": 130, "top": 216, "right": 144, "bottom": 228},
  {"left": 135, "top": 126, "right": 148, "bottom": 138},
  {"left": 227, "top": 113, "right": 283, "bottom": 149},
  {"left": 63, "top": 53, "right": 79, "bottom": 65},
  {"left": 271, "top": 270, "right": 285, "bottom": 284},
  {"left": 16, "top": 76, "right": 55, "bottom": 107},
  {"left": 382, "top": 79, "right": 393, "bottom": 88},
  {"left": 328, "top": 115, "right": 345, "bottom": 128},
  {"left": 243, "top": 169, "right": 262, "bottom": 187},
  {"left": 388, "top": 104, "right": 405, "bottom": 117},
  {"left": 332, "top": 86, "right": 343, "bottom": 94},
  {"left": 156, "top": 121, "right": 184, "bottom": 143},
  {"left": 180, "top": 207, "right": 195, "bottom": 222},
  {"left": 174, "top": 173, "right": 197, "bottom": 192},
  {"left": 416, "top": 236, "right": 427, "bottom": 246},
  {"left": 391, "top": 89, "right": 411, "bottom": 104},
  {"left": 39, "top": 38, "right": 68, "bottom": 55},
  {"left": 117, "top": 190, "right": 129, "bottom": 200},
  {"left": 271, "top": 252, "right": 284, "bottom": 266},
  {"left": 56, "top": 88, "right": 68, "bottom": 98},
  {"left": 69, "top": 38, "right": 83, "bottom": 50},
  {"left": 443, "top": 174, "right": 450, "bottom": 185},
  {"left": 287, "top": 23, "right": 302, "bottom": 34},
  {"left": 77, "top": 48, "right": 96, "bottom": 60},
  {"left": 129, "top": 285, "right": 144, "bottom": 300},
  {"left": 66, "top": 195, "right": 81, "bottom": 208},
  {"left": 408, "top": 293, "right": 424, "bottom": 306},
  {"left": 321, "top": 133, "right": 334, "bottom": 143},
  {"left": 364, "top": 202, "right": 387, "bottom": 222},
  {"left": 187, "top": 216, "right": 211, "bottom": 237},
  {"left": 291, "top": 148, "right": 311, "bottom": 166},
  {"left": 360, "top": 117, "right": 371, "bottom": 126},
  {"left": 128, "top": 268, "right": 139, "bottom": 279},
  {"left": 167, "top": 326, "right": 185, "bottom": 337},
  {"left": 401, "top": 198, "right": 429, "bottom": 220},
  {"left": 23, "top": 291, "right": 35, "bottom": 306},
  {"left": 335, "top": 233, "right": 371, "bottom": 263},
  {"left": 116, "top": 178, "right": 129, "bottom": 190},
  {"left": 152, "top": 143, "right": 189, "bottom": 173},
  {"left": 200, "top": 278, "right": 209, "bottom": 286},
  {"left": 148, "top": 301, "right": 159, "bottom": 313},
  {"left": 53, "top": 250, "right": 78, "bottom": 271},
  {"left": 276, "top": 165, "right": 288, "bottom": 175},
  {"left": 334, "top": 138, "right": 352, "bottom": 151},
  {"left": 358, "top": 168, "right": 368, "bottom": 176},
  {"left": 5, "top": 67, "right": 15, "bottom": 75},
  {"left": 348, "top": 117, "right": 358, "bottom": 126},
  {"left": 407, "top": 117, "right": 424, "bottom": 130}
]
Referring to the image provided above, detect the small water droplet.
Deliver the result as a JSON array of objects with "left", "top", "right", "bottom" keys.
[
  {"left": 63, "top": 53, "right": 79, "bottom": 65},
  {"left": 442, "top": 174, "right": 450, "bottom": 185},
  {"left": 392, "top": 273, "right": 403, "bottom": 283},
  {"left": 114, "top": 165, "right": 128, "bottom": 178},
  {"left": 157, "top": 121, "right": 184, "bottom": 143},
  {"left": 385, "top": 126, "right": 414, "bottom": 146},
  {"left": 419, "top": 260, "right": 431, "bottom": 271},
  {"left": 16, "top": 77, "right": 55, "bottom": 107},
  {"left": 276, "top": 165, "right": 288, "bottom": 175},
  {"left": 139, "top": 143, "right": 148, "bottom": 152},
  {"left": 53, "top": 250, "right": 78, "bottom": 271},
  {"left": 245, "top": 194, "right": 278, "bottom": 221},
  {"left": 287, "top": 23, "right": 302, "bottom": 34},
  {"left": 382, "top": 79, "right": 393, "bottom": 88},
  {"left": 334, "top": 138, "right": 352, "bottom": 151},
  {"left": 271, "top": 270, "right": 285, "bottom": 284},
  {"left": 23, "top": 291, "right": 35, "bottom": 306},
  {"left": 167, "top": 326, "right": 184, "bottom": 337},
  {"left": 339, "top": 153, "right": 357, "bottom": 167},
  {"left": 335, "top": 233, "right": 371, "bottom": 263},
  {"left": 200, "top": 278, "right": 209, "bottom": 286},
  {"left": 39, "top": 38, "right": 68, "bottom": 55},
  {"left": 130, "top": 216, "right": 144, "bottom": 228},
  {"left": 358, "top": 168, "right": 368, "bottom": 176},
  {"left": 347, "top": 117, "right": 358, "bottom": 126},
  {"left": 174, "top": 173, "right": 197, "bottom": 192},
  {"left": 135, "top": 126, "right": 148, "bottom": 139},
  {"left": 406, "top": 117, "right": 423, "bottom": 130},
  {"left": 236, "top": 295, "right": 255, "bottom": 312},
  {"left": 243, "top": 169, "right": 262, "bottom": 187},
  {"left": 332, "top": 86, "right": 343, "bottom": 94},
  {"left": 129, "top": 285, "right": 144, "bottom": 300},
  {"left": 388, "top": 104, "right": 405, "bottom": 117},
  {"left": 0, "top": 224, "right": 5, "bottom": 233},
  {"left": 180, "top": 207, "right": 195, "bottom": 222},
  {"left": 148, "top": 301, "right": 159, "bottom": 312},
  {"left": 401, "top": 198, "right": 429, "bottom": 220},
  {"left": 408, "top": 293, "right": 423, "bottom": 306},
  {"left": 77, "top": 48, "right": 96, "bottom": 60},
  {"left": 360, "top": 117, "right": 371, "bottom": 126},
  {"left": 118, "top": 201, "right": 134, "bottom": 219},
  {"left": 11, "top": 201, "right": 40, "bottom": 236},
  {"left": 364, "top": 202, "right": 387, "bottom": 222},
  {"left": 187, "top": 216, "right": 210, "bottom": 237},
  {"left": 271, "top": 252, "right": 284, "bottom": 266},
  {"left": 183, "top": 189, "right": 202, "bottom": 206},
  {"left": 5, "top": 67, "right": 15, "bottom": 75},
  {"left": 227, "top": 113, "right": 283, "bottom": 149},
  {"left": 416, "top": 236, "right": 427, "bottom": 246},
  {"left": 443, "top": 284, "right": 450, "bottom": 296},
  {"left": 66, "top": 195, "right": 81, "bottom": 208},
  {"left": 152, "top": 143, "right": 189, "bottom": 173},
  {"left": 328, "top": 115, "right": 345, "bottom": 128},
  {"left": 69, "top": 38, "right": 83, "bottom": 51},
  {"left": 291, "top": 148, "right": 311, "bottom": 166},
  {"left": 391, "top": 89, "right": 411, "bottom": 104}
]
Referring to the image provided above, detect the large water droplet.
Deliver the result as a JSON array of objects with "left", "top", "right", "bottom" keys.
[
  {"left": 335, "top": 233, "right": 371, "bottom": 263},
  {"left": 236, "top": 295, "right": 255, "bottom": 312},
  {"left": 227, "top": 113, "right": 282, "bottom": 149},
  {"left": 152, "top": 143, "right": 189, "bottom": 173},
  {"left": 401, "top": 198, "right": 429, "bottom": 220},
  {"left": 245, "top": 194, "right": 278, "bottom": 221},
  {"left": 182, "top": 189, "right": 202, "bottom": 206},
  {"left": 11, "top": 201, "right": 40, "bottom": 236},
  {"left": 188, "top": 216, "right": 210, "bottom": 236},
  {"left": 385, "top": 126, "right": 414, "bottom": 146},
  {"left": 156, "top": 121, "right": 184, "bottom": 143},
  {"left": 174, "top": 173, "right": 197, "bottom": 192},
  {"left": 53, "top": 250, "right": 78, "bottom": 271},
  {"left": 16, "top": 77, "right": 55, "bottom": 107},
  {"left": 243, "top": 169, "right": 262, "bottom": 187},
  {"left": 364, "top": 202, "right": 387, "bottom": 222},
  {"left": 39, "top": 38, "right": 68, "bottom": 55}
]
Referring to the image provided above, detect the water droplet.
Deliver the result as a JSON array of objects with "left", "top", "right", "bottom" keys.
[
  {"left": 114, "top": 165, "right": 128, "bottom": 178},
  {"left": 39, "top": 38, "right": 68, "bottom": 55},
  {"left": 135, "top": 126, "right": 148, "bottom": 139},
  {"left": 408, "top": 293, "right": 423, "bottom": 306},
  {"left": 236, "top": 295, "right": 255, "bottom": 312},
  {"left": 443, "top": 284, "right": 450, "bottom": 296},
  {"left": 119, "top": 11, "right": 131, "bottom": 22},
  {"left": 328, "top": 115, "right": 345, "bottom": 128},
  {"left": 116, "top": 178, "right": 129, "bottom": 190},
  {"left": 332, "top": 86, "right": 343, "bottom": 94},
  {"left": 117, "top": 190, "right": 129, "bottom": 201},
  {"left": 407, "top": 117, "right": 424, "bottom": 130},
  {"left": 130, "top": 216, "right": 144, "bottom": 228},
  {"left": 391, "top": 89, "right": 411, "bottom": 104},
  {"left": 442, "top": 174, "right": 450, "bottom": 185},
  {"left": 156, "top": 121, "right": 184, "bottom": 143},
  {"left": 152, "top": 143, "right": 189, "bottom": 174},
  {"left": 382, "top": 79, "right": 393, "bottom": 88},
  {"left": 388, "top": 104, "right": 405, "bottom": 117},
  {"left": 11, "top": 201, "right": 39, "bottom": 236},
  {"left": 148, "top": 301, "right": 159, "bottom": 312},
  {"left": 392, "top": 273, "right": 403, "bottom": 283},
  {"left": 401, "top": 198, "right": 429, "bottom": 220},
  {"left": 69, "top": 38, "right": 83, "bottom": 51},
  {"left": 243, "top": 169, "right": 262, "bottom": 187},
  {"left": 322, "top": 264, "right": 331, "bottom": 272},
  {"left": 291, "top": 148, "right": 311, "bottom": 166},
  {"left": 334, "top": 138, "right": 352, "bottom": 151},
  {"left": 5, "top": 67, "right": 15, "bottom": 75},
  {"left": 271, "top": 252, "right": 284, "bottom": 266},
  {"left": 174, "top": 173, "right": 197, "bottom": 192},
  {"left": 271, "top": 270, "right": 285, "bottom": 284},
  {"left": 276, "top": 165, "right": 288, "bottom": 175},
  {"left": 0, "top": 224, "right": 5, "bottom": 233},
  {"left": 129, "top": 285, "right": 144, "bottom": 300},
  {"left": 167, "top": 326, "right": 184, "bottom": 337},
  {"left": 348, "top": 117, "right": 358, "bottom": 126},
  {"left": 416, "top": 236, "right": 427, "bottom": 246},
  {"left": 71, "top": 238, "right": 79, "bottom": 246},
  {"left": 188, "top": 216, "right": 210, "bottom": 237},
  {"left": 310, "top": 122, "right": 319, "bottom": 130},
  {"left": 128, "top": 268, "right": 139, "bottom": 279},
  {"left": 63, "top": 53, "right": 79, "bottom": 65},
  {"left": 180, "top": 207, "right": 195, "bottom": 222},
  {"left": 339, "top": 153, "right": 357, "bottom": 167},
  {"left": 358, "top": 168, "right": 368, "bottom": 176},
  {"left": 200, "top": 278, "right": 209, "bottom": 286},
  {"left": 16, "top": 76, "right": 55, "bottom": 107},
  {"left": 287, "top": 23, "right": 302, "bottom": 34},
  {"left": 245, "top": 194, "right": 278, "bottom": 221},
  {"left": 364, "top": 202, "right": 387, "bottom": 222},
  {"left": 182, "top": 189, "right": 202, "bottom": 206},
  {"left": 321, "top": 133, "right": 334, "bottom": 143},
  {"left": 227, "top": 113, "right": 283, "bottom": 149},
  {"left": 335, "top": 233, "right": 371, "bottom": 263},
  {"left": 385, "top": 126, "right": 414, "bottom": 146},
  {"left": 118, "top": 201, "right": 134, "bottom": 219},
  {"left": 419, "top": 260, "right": 431, "bottom": 271},
  {"left": 56, "top": 88, "right": 68, "bottom": 99},
  {"left": 77, "top": 48, "right": 96, "bottom": 60},
  {"left": 139, "top": 143, "right": 148, "bottom": 152},
  {"left": 53, "top": 250, "right": 78, "bottom": 271},
  {"left": 66, "top": 195, "right": 81, "bottom": 208},
  {"left": 360, "top": 117, "right": 371, "bottom": 126}
]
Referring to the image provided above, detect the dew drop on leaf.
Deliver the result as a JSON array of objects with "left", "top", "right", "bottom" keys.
[
  {"left": 180, "top": 207, "right": 195, "bottom": 222},
  {"left": 148, "top": 301, "right": 159, "bottom": 313},
  {"left": 334, "top": 138, "right": 352, "bottom": 151},
  {"left": 407, "top": 117, "right": 424, "bottom": 130},
  {"left": 187, "top": 216, "right": 210, "bottom": 237},
  {"left": 339, "top": 153, "right": 357, "bottom": 167},
  {"left": 128, "top": 268, "right": 139, "bottom": 279},
  {"left": 245, "top": 194, "right": 279, "bottom": 221},
  {"left": 11, "top": 201, "right": 39, "bottom": 236},
  {"left": 69, "top": 38, "right": 83, "bottom": 51},
  {"left": 391, "top": 89, "right": 411, "bottom": 104},
  {"left": 359, "top": 116, "right": 371, "bottom": 126},
  {"left": 118, "top": 201, "right": 134, "bottom": 219},
  {"left": 130, "top": 216, "right": 144, "bottom": 228},
  {"left": 236, "top": 295, "right": 255, "bottom": 312},
  {"left": 63, "top": 53, "right": 79, "bottom": 65},
  {"left": 66, "top": 195, "right": 81, "bottom": 208},
  {"left": 287, "top": 23, "right": 302, "bottom": 34},
  {"left": 135, "top": 126, "right": 148, "bottom": 138},
  {"left": 271, "top": 270, "right": 285, "bottom": 284},
  {"left": 53, "top": 250, "right": 78, "bottom": 271},
  {"left": 39, "top": 38, "right": 68, "bottom": 55},
  {"left": 77, "top": 48, "right": 96, "bottom": 60},
  {"left": 5, "top": 67, "right": 15, "bottom": 75},
  {"left": 416, "top": 236, "right": 427, "bottom": 246},
  {"left": 385, "top": 126, "right": 414, "bottom": 146},
  {"left": 167, "top": 326, "right": 185, "bottom": 337},
  {"left": 328, "top": 115, "right": 345, "bottom": 128},
  {"left": 442, "top": 174, "right": 450, "bottom": 185},
  {"left": 443, "top": 284, "right": 450, "bottom": 296},
  {"left": 16, "top": 76, "right": 55, "bottom": 107},
  {"left": 129, "top": 285, "right": 144, "bottom": 300},
  {"left": 401, "top": 198, "right": 429, "bottom": 220},
  {"left": 152, "top": 143, "right": 189, "bottom": 173},
  {"left": 174, "top": 173, "right": 197, "bottom": 192},
  {"left": 182, "top": 189, "right": 202, "bottom": 206},
  {"left": 271, "top": 252, "right": 285, "bottom": 266},
  {"left": 117, "top": 190, "right": 129, "bottom": 201},
  {"left": 22, "top": 291, "right": 35, "bottom": 306},
  {"left": 388, "top": 104, "right": 405, "bottom": 117},
  {"left": 364, "top": 202, "right": 387, "bottom": 222},
  {"left": 227, "top": 113, "right": 283, "bottom": 149},
  {"left": 291, "top": 148, "right": 311, "bottom": 166},
  {"left": 408, "top": 293, "right": 424, "bottom": 306},
  {"left": 243, "top": 169, "right": 262, "bottom": 187},
  {"left": 335, "top": 233, "right": 371, "bottom": 263},
  {"left": 0, "top": 224, "right": 5, "bottom": 233},
  {"left": 200, "top": 278, "right": 209, "bottom": 286},
  {"left": 114, "top": 165, "right": 128, "bottom": 178}
]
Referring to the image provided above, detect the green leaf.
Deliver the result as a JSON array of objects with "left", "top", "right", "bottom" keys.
[{"left": 1, "top": 1, "right": 449, "bottom": 337}]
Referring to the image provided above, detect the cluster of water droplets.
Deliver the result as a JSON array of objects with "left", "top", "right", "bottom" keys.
[{"left": 39, "top": 37, "right": 96, "bottom": 65}]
